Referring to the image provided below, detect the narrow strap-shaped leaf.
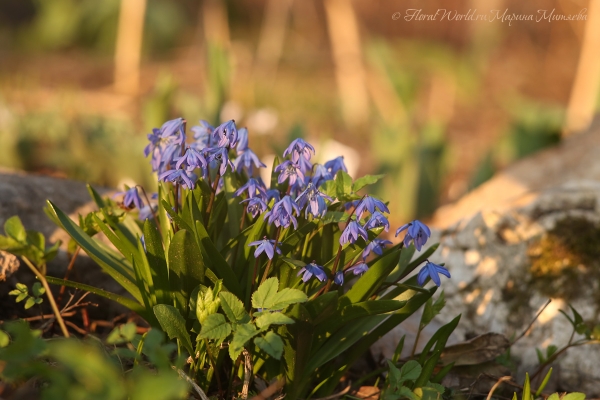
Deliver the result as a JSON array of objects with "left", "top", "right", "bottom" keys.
[
  {"left": 93, "top": 213, "right": 141, "bottom": 268},
  {"left": 153, "top": 304, "right": 194, "bottom": 355},
  {"left": 45, "top": 276, "right": 150, "bottom": 319},
  {"left": 168, "top": 229, "right": 205, "bottom": 316},
  {"left": 135, "top": 240, "right": 157, "bottom": 306},
  {"left": 223, "top": 171, "right": 242, "bottom": 238},
  {"left": 86, "top": 184, "right": 106, "bottom": 208},
  {"left": 46, "top": 201, "right": 142, "bottom": 302},
  {"left": 195, "top": 221, "right": 243, "bottom": 297},
  {"left": 143, "top": 220, "right": 170, "bottom": 305},
  {"left": 131, "top": 257, "right": 153, "bottom": 312},
  {"left": 162, "top": 200, "right": 194, "bottom": 232},
  {"left": 343, "top": 245, "right": 402, "bottom": 303},
  {"left": 417, "top": 314, "right": 460, "bottom": 366},
  {"left": 157, "top": 182, "right": 173, "bottom": 253}
]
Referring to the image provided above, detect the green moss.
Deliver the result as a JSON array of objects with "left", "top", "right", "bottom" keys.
[{"left": 528, "top": 217, "right": 600, "bottom": 302}]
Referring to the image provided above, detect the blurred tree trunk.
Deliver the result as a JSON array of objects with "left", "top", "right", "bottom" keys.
[
  {"left": 254, "top": 0, "right": 293, "bottom": 84},
  {"left": 324, "top": 0, "right": 369, "bottom": 126},
  {"left": 564, "top": 0, "right": 600, "bottom": 136},
  {"left": 114, "top": 0, "right": 147, "bottom": 95}
]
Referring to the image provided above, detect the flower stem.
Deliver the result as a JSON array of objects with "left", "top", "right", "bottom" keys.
[
  {"left": 260, "top": 226, "right": 282, "bottom": 284},
  {"left": 246, "top": 257, "right": 261, "bottom": 309},
  {"left": 22, "top": 256, "right": 70, "bottom": 338},
  {"left": 137, "top": 185, "right": 161, "bottom": 235},
  {"left": 205, "top": 171, "right": 222, "bottom": 225}
]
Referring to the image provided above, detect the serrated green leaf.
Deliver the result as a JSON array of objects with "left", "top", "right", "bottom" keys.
[
  {"left": 561, "top": 393, "right": 585, "bottom": 400},
  {"left": 353, "top": 174, "right": 385, "bottom": 192},
  {"left": 4, "top": 216, "right": 26, "bottom": 242},
  {"left": 219, "top": 292, "right": 250, "bottom": 324},
  {"left": 252, "top": 277, "right": 280, "bottom": 310},
  {"left": 255, "top": 332, "right": 284, "bottom": 359},
  {"left": 199, "top": 313, "right": 232, "bottom": 341},
  {"left": 401, "top": 360, "right": 422, "bottom": 381},
  {"left": 387, "top": 360, "right": 402, "bottom": 385},
  {"left": 547, "top": 394, "right": 560, "bottom": 400},
  {"left": 335, "top": 171, "right": 353, "bottom": 200},
  {"left": 153, "top": 304, "right": 194, "bottom": 355},
  {"left": 270, "top": 288, "right": 308, "bottom": 310},
  {"left": 255, "top": 312, "right": 295, "bottom": 329},
  {"left": 229, "top": 323, "right": 259, "bottom": 360}
]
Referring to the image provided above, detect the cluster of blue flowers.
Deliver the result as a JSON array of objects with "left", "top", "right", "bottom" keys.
[{"left": 127, "top": 118, "right": 451, "bottom": 289}]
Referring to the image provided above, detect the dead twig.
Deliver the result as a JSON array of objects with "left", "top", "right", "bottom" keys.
[
  {"left": 512, "top": 299, "right": 552, "bottom": 346},
  {"left": 486, "top": 376, "right": 512, "bottom": 400}
]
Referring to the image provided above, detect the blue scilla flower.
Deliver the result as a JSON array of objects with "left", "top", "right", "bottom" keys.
[
  {"left": 417, "top": 260, "right": 450, "bottom": 287},
  {"left": 264, "top": 195, "right": 300, "bottom": 229},
  {"left": 159, "top": 169, "right": 198, "bottom": 190},
  {"left": 312, "top": 164, "right": 333, "bottom": 188},
  {"left": 236, "top": 127, "right": 249, "bottom": 153},
  {"left": 395, "top": 220, "right": 431, "bottom": 251},
  {"left": 297, "top": 262, "right": 327, "bottom": 282},
  {"left": 275, "top": 160, "right": 305, "bottom": 186},
  {"left": 362, "top": 239, "right": 392, "bottom": 259},
  {"left": 234, "top": 148, "right": 267, "bottom": 176},
  {"left": 283, "top": 138, "right": 315, "bottom": 163},
  {"left": 340, "top": 220, "right": 368, "bottom": 245},
  {"left": 144, "top": 118, "right": 186, "bottom": 174},
  {"left": 266, "top": 189, "right": 281, "bottom": 203},
  {"left": 116, "top": 186, "right": 144, "bottom": 210},
  {"left": 324, "top": 156, "right": 347, "bottom": 175},
  {"left": 364, "top": 211, "right": 390, "bottom": 232},
  {"left": 347, "top": 261, "right": 369, "bottom": 276},
  {"left": 334, "top": 271, "right": 345, "bottom": 286},
  {"left": 235, "top": 178, "right": 267, "bottom": 199},
  {"left": 213, "top": 120, "right": 238, "bottom": 148},
  {"left": 191, "top": 120, "right": 216, "bottom": 149},
  {"left": 241, "top": 197, "right": 268, "bottom": 218},
  {"left": 206, "top": 147, "right": 235, "bottom": 175},
  {"left": 176, "top": 147, "right": 208, "bottom": 172},
  {"left": 355, "top": 196, "right": 390, "bottom": 219},
  {"left": 138, "top": 204, "right": 157, "bottom": 221},
  {"left": 248, "top": 237, "right": 282, "bottom": 260},
  {"left": 296, "top": 183, "right": 332, "bottom": 218}
]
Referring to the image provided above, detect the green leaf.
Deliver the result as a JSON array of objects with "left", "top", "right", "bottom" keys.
[
  {"left": 219, "top": 292, "right": 250, "bottom": 324},
  {"left": 536, "top": 367, "right": 553, "bottom": 397},
  {"left": 199, "top": 313, "right": 232, "bottom": 341},
  {"left": 229, "top": 323, "right": 259, "bottom": 360},
  {"left": 223, "top": 171, "right": 242, "bottom": 238},
  {"left": 280, "top": 257, "right": 306, "bottom": 269},
  {"left": 353, "top": 174, "right": 385, "bottom": 192},
  {"left": 255, "top": 332, "right": 284, "bottom": 359},
  {"left": 335, "top": 171, "right": 353, "bottom": 200},
  {"left": 46, "top": 201, "right": 142, "bottom": 302},
  {"left": 24, "top": 297, "right": 36, "bottom": 309},
  {"left": 386, "top": 360, "right": 402, "bottom": 386},
  {"left": 400, "top": 360, "right": 422, "bottom": 381},
  {"left": 270, "top": 288, "right": 308, "bottom": 310},
  {"left": 420, "top": 291, "right": 446, "bottom": 329},
  {"left": 195, "top": 221, "right": 243, "bottom": 297},
  {"left": 86, "top": 184, "right": 106, "bottom": 208},
  {"left": 153, "top": 304, "right": 194, "bottom": 355},
  {"left": 252, "top": 277, "right": 280, "bottom": 310},
  {"left": 561, "top": 394, "right": 585, "bottom": 400},
  {"left": 397, "top": 386, "right": 420, "bottom": 400},
  {"left": 523, "top": 373, "right": 531, "bottom": 400},
  {"left": 106, "top": 322, "right": 137, "bottom": 345},
  {"left": 45, "top": 276, "right": 149, "bottom": 320},
  {"left": 0, "top": 330, "right": 9, "bottom": 348},
  {"left": 167, "top": 229, "right": 205, "bottom": 316},
  {"left": 15, "top": 292, "right": 28, "bottom": 302},
  {"left": 4, "top": 216, "right": 26, "bottom": 242},
  {"left": 255, "top": 313, "right": 295, "bottom": 329},
  {"left": 547, "top": 394, "right": 560, "bottom": 400},
  {"left": 143, "top": 220, "right": 170, "bottom": 305}
]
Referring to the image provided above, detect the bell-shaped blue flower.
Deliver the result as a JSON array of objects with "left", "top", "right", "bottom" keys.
[
  {"left": 347, "top": 261, "right": 369, "bottom": 276},
  {"left": 364, "top": 211, "right": 390, "bottom": 232},
  {"left": 236, "top": 127, "right": 249, "bottom": 153},
  {"left": 297, "top": 262, "right": 327, "bottom": 282},
  {"left": 324, "top": 156, "right": 347, "bottom": 175},
  {"left": 355, "top": 196, "right": 390, "bottom": 219},
  {"left": 234, "top": 148, "right": 266, "bottom": 175},
  {"left": 334, "top": 271, "right": 345, "bottom": 286},
  {"left": 235, "top": 178, "right": 267, "bottom": 199},
  {"left": 176, "top": 147, "right": 208, "bottom": 172},
  {"left": 241, "top": 197, "right": 268, "bottom": 218},
  {"left": 264, "top": 195, "right": 300, "bottom": 229},
  {"left": 248, "top": 237, "right": 282, "bottom": 260},
  {"left": 312, "top": 164, "right": 333, "bottom": 188},
  {"left": 117, "top": 186, "right": 144, "bottom": 210},
  {"left": 340, "top": 220, "right": 368, "bottom": 245},
  {"left": 206, "top": 147, "right": 235, "bottom": 175},
  {"left": 275, "top": 160, "right": 304, "bottom": 186},
  {"left": 212, "top": 120, "right": 238, "bottom": 148},
  {"left": 395, "top": 220, "right": 431, "bottom": 251},
  {"left": 362, "top": 239, "right": 392, "bottom": 259},
  {"left": 296, "top": 183, "right": 333, "bottom": 218},
  {"left": 417, "top": 261, "right": 450, "bottom": 287},
  {"left": 158, "top": 169, "right": 198, "bottom": 190},
  {"left": 283, "top": 138, "right": 315, "bottom": 163},
  {"left": 191, "top": 120, "right": 216, "bottom": 149}
]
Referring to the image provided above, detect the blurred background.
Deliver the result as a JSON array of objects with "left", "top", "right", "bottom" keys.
[{"left": 0, "top": 0, "right": 598, "bottom": 224}]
